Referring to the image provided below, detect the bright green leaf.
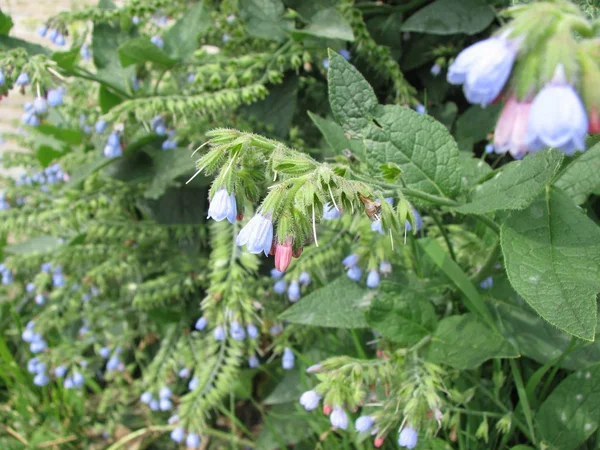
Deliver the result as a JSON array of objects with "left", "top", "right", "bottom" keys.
[
  {"left": 428, "top": 314, "right": 518, "bottom": 370},
  {"left": 239, "top": 0, "right": 292, "bottom": 42},
  {"left": 327, "top": 51, "right": 378, "bottom": 133},
  {"left": 366, "top": 291, "right": 437, "bottom": 345},
  {"left": 555, "top": 141, "right": 600, "bottom": 205},
  {"left": 51, "top": 47, "right": 81, "bottom": 70},
  {"left": 364, "top": 105, "right": 461, "bottom": 198},
  {"left": 279, "top": 276, "right": 371, "bottom": 328},
  {"left": 456, "top": 149, "right": 564, "bottom": 214},
  {"left": 0, "top": 11, "right": 14, "bottom": 35},
  {"left": 501, "top": 188, "right": 600, "bottom": 340},
  {"left": 307, "top": 111, "right": 366, "bottom": 160},
  {"left": 118, "top": 37, "right": 177, "bottom": 68},
  {"left": 401, "top": 0, "right": 495, "bottom": 35},
  {"left": 36, "top": 146, "right": 63, "bottom": 168},
  {"left": 5, "top": 237, "right": 63, "bottom": 255},
  {"left": 295, "top": 8, "right": 354, "bottom": 41},
  {"left": 537, "top": 363, "right": 600, "bottom": 450},
  {"left": 99, "top": 85, "right": 124, "bottom": 113},
  {"left": 163, "top": 2, "right": 210, "bottom": 60}
]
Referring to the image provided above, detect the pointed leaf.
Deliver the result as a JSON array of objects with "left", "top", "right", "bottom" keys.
[
  {"left": 294, "top": 8, "right": 354, "bottom": 41},
  {"left": 118, "top": 37, "right": 177, "bottom": 68},
  {"left": 401, "top": 0, "right": 495, "bottom": 35},
  {"left": 163, "top": 2, "right": 210, "bottom": 59},
  {"left": 555, "top": 141, "right": 600, "bottom": 205},
  {"left": 239, "top": 0, "right": 292, "bottom": 42}
]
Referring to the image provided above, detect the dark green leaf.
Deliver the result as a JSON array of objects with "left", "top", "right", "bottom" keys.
[
  {"left": 163, "top": 2, "right": 210, "bottom": 59},
  {"left": 35, "top": 124, "right": 83, "bottom": 145},
  {"left": 429, "top": 102, "right": 458, "bottom": 130},
  {"left": 456, "top": 149, "right": 564, "bottom": 214},
  {"left": 99, "top": 85, "right": 124, "bottom": 113},
  {"left": 366, "top": 291, "right": 437, "bottom": 345},
  {"left": 328, "top": 50, "right": 378, "bottom": 133},
  {"left": 501, "top": 188, "right": 600, "bottom": 340},
  {"left": 256, "top": 403, "right": 314, "bottom": 450},
  {"left": 454, "top": 103, "right": 502, "bottom": 144},
  {"left": 118, "top": 37, "right": 177, "bottom": 68},
  {"left": 279, "top": 276, "right": 371, "bottom": 328},
  {"left": 0, "top": 10, "right": 14, "bottom": 35},
  {"left": 307, "top": 111, "right": 366, "bottom": 160},
  {"left": 36, "top": 146, "right": 63, "bottom": 168},
  {"left": 67, "top": 157, "right": 115, "bottom": 188},
  {"left": 555, "top": 141, "right": 600, "bottom": 205},
  {"left": 457, "top": 152, "right": 492, "bottom": 189},
  {"left": 0, "top": 35, "right": 49, "bottom": 55},
  {"left": 51, "top": 47, "right": 81, "bottom": 70},
  {"left": 145, "top": 186, "right": 207, "bottom": 225},
  {"left": 144, "top": 148, "right": 195, "bottom": 199},
  {"left": 428, "top": 314, "right": 518, "bottom": 370},
  {"left": 537, "top": 363, "right": 600, "bottom": 450},
  {"left": 239, "top": 0, "right": 293, "bottom": 42},
  {"left": 5, "top": 237, "right": 63, "bottom": 255},
  {"left": 294, "top": 8, "right": 354, "bottom": 41},
  {"left": 401, "top": 0, "right": 495, "bottom": 35}
]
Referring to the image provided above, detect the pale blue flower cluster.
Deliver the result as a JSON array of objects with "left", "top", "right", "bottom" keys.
[
  {"left": 38, "top": 26, "right": 66, "bottom": 46},
  {"left": 207, "top": 188, "right": 237, "bottom": 224},
  {"left": 236, "top": 213, "right": 273, "bottom": 255}
]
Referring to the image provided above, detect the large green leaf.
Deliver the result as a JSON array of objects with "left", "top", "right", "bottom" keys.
[
  {"left": 0, "top": 11, "right": 14, "bottom": 35},
  {"left": 5, "top": 237, "right": 63, "bottom": 255},
  {"left": 308, "top": 111, "right": 366, "bottom": 160},
  {"left": 554, "top": 141, "right": 600, "bottom": 205},
  {"left": 364, "top": 105, "right": 461, "bottom": 198},
  {"left": 92, "top": 22, "right": 135, "bottom": 93},
  {"left": 454, "top": 103, "right": 503, "bottom": 144},
  {"left": 457, "top": 152, "right": 492, "bottom": 189},
  {"left": 144, "top": 148, "right": 195, "bottom": 199},
  {"left": 501, "top": 188, "right": 600, "bottom": 340},
  {"left": 0, "top": 35, "right": 49, "bottom": 56},
  {"left": 293, "top": 8, "right": 354, "bottom": 41},
  {"left": 456, "top": 149, "right": 564, "bottom": 214},
  {"left": 428, "top": 314, "right": 518, "bottom": 370},
  {"left": 366, "top": 291, "right": 437, "bottom": 345},
  {"left": 118, "top": 37, "right": 177, "bottom": 68},
  {"left": 401, "top": 0, "right": 495, "bottom": 35},
  {"left": 537, "top": 363, "right": 600, "bottom": 450},
  {"left": 327, "top": 51, "right": 378, "bottom": 133},
  {"left": 99, "top": 85, "right": 124, "bottom": 113},
  {"left": 163, "top": 2, "right": 210, "bottom": 60},
  {"left": 239, "top": 0, "right": 293, "bottom": 42},
  {"left": 35, "top": 124, "right": 83, "bottom": 146},
  {"left": 279, "top": 276, "right": 371, "bottom": 328},
  {"left": 256, "top": 403, "right": 314, "bottom": 450}
]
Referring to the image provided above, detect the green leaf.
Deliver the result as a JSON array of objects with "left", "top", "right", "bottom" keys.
[
  {"left": 364, "top": 105, "right": 461, "bottom": 198},
  {"left": 279, "top": 276, "right": 371, "bottom": 328},
  {"left": 456, "top": 149, "right": 564, "bottom": 214},
  {"left": 35, "top": 124, "right": 83, "bottom": 146},
  {"left": 454, "top": 103, "right": 502, "bottom": 144},
  {"left": 294, "top": 8, "right": 354, "bottom": 41},
  {"left": 51, "top": 47, "right": 81, "bottom": 70},
  {"left": 117, "top": 37, "right": 177, "bottom": 68},
  {"left": 307, "top": 111, "right": 366, "bottom": 160},
  {"left": 501, "top": 188, "right": 600, "bottom": 340},
  {"left": 239, "top": 0, "right": 293, "bottom": 42},
  {"left": 242, "top": 76, "right": 299, "bottom": 139},
  {"left": 163, "top": 2, "right": 210, "bottom": 60},
  {"left": 92, "top": 22, "right": 135, "bottom": 93},
  {"left": 366, "top": 291, "right": 437, "bottom": 345},
  {"left": 145, "top": 186, "right": 208, "bottom": 225},
  {"left": 5, "top": 237, "right": 63, "bottom": 255},
  {"left": 144, "top": 148, "right": 195, "bottom": 199},
  {"left": 379, "top": 162, "right": 402, "bottom": 183},
  {"left": 99, "top": 85, "right": 124, "bottom": 113},
  {"left": 554, "top": 141, "right": 600, "bottom": 205},
  {"left": 67, "top": 157, "right": 115, "bottom": 188},
  {"left": 457, "top": 152, "right": 491, "bottom": 189},
  {"left": 36, "top": 146, "right": 63, "bottom": 168},
  {"left": 264, "top": 370, "right": 304, "bottom": 405},
  {"left": 256, "top": 403, "right": 314, "bottom": 450},
  {"left": 537, "top": 363, "right": 600, "bottom": 450},
  {"left": 428, "top": 314, "right": 518, "bottom": 370},
  {"left": 0, "top": 35, "right": 49, "bottom": 55},
  {"left": 401, "top": 0, "right": 495, "bottom": 35},
  {"left": 0, "top": 11, "right": 14, "bottom": 35},
  {"left": 327, "top": 51, "right": 378, "bottom": 133}
]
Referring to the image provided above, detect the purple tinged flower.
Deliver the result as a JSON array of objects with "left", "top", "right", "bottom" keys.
[
  {"left": 168, "top": 414, "right": 179, "bottom": 425},
  {"left": 54, "top": 365, "right": 67, "bottom": 377},
  {"left": 236, "top": 213, "right": 273, "bottom": 256},
  {"left": 299, "top": 390, "right": 321, "bottom": 411},
  {"left": 80, "top": 44, "right": 91, "bottom": 61},
  {"left": 213, "top": 325, "right": 226, "bottom": 341},
  {"left": 366, "top": 270, "right": 380, "bottom": 288},
  {"left": 47, "top": 89, "right": 63, "bottom": 107},
  {"left": 54, "top": 34, "right": 65, "bottom": 46},
  {"left": 106, "top": 356, "right": 120, "bottom": 371},
  {"left": 287, "top": 280, "right": 300, "bottom": 303},
  {"left": 34, "top": 372, "right": 49, "bottom": 386},
  {"left": 379, "top": 261, "right": 392, "bottom": 274},
  {"left": 249, "top": 355, "right": 260, "bottom": 368},
  {"left": 38, "top": 25, "right": 48, "bottom": 37},
  {"left": 195, "top": 316, "right": 208, "bottom": 331},
  {"left": 140, "top": 391, "right": 153, "bottom": 403},
  {"left": 171, "top": 427, "right": 185, "bottom": 443},
  {"left": 494, "top": 96, "right": 533, "bottom": 159},
  {"left": 485, "top": 143, "right": 495, "bottom": 154},
  {"left": 187, "top": 73, "right": 196, "bottom": 83},
  {"left": 186, "top": 433, "right": 200, "bottom": 448},
  {"left": 107, "top": 132, "right": 120, "bottom": 147},
  {"left": 398, "top": 427, "right": 418, "bottom": 449},
  {"left": 298, "top": 271, "right": 311, "bottom": 286},
  {"left": 342, "top": 254, "right": 358, "bottom": 267},
  {"left": 347, "top": 266, "right": 362, "bottom": 281},
  {"left": 415, "top": 104, "right": 426, "bottom": 114},
  {"left": 159, "top": 398, "right": 172, "bottom": 411},
  {"left": 355, "top": 416, "right": 374, "bottom": 433},
  {"left": 330, "top": 407, "right": 349, "bottom": 430},
  {"left": 448, "top": 35, "right": 518, "bottom": 107},
  {"left": 15, "top": 72, "right": 29, "bottom": 86},
  {"left": 322, "top": 58, "right": 330, "bottom": 69},
  {"left": 95, "top": 120, "right": 107, "bottom": 134},
  {"left": 371, "top": 220, "right": 384, "bottom": 235},
  {"left": 132, "top": 16, "right": 140, "bottom": 25},
  {"left": 273, "top": 280, "right": 287, "bottom": 294},
  {"left": 35, "top": 294, "right": 45, "bottom": 305},
  {"left": 480, "top": 276, "right": 493, "bottom": 290},
  {"left": 72, "top": 371, "right": 84, "bottom": 387},
  {"left": 323, "top": 202, "right": 341, "bottom": 220},
  {"left": 188, "top": 377, "right": 199, "bottom": 390},
  {"left": 48, "top": 29, "right": 58, "bottom": 41},
  {"left": 247, "top": 324, "right": 259, "bottom": 339},
  {"left": 222, "top": 33, "right": 231, "bottom": 44},
  {"left": 52, "top": 273, "right": 65, "bottom": 287},
  {"left": 339, "top": 49, "right": 351, "bottom": 60},
  {"left": 226, "top": 14, "right": 236, "bottom": 23},
  {"left": 0, "top": 69, "right": 4, "bottom": 85},
  {"left": 159, "top": 386, "right": 171, "bottom": 399},
  {"left": 306, "top": 364, "right": 322, "bottom": 373},
  {"left": 22, "top": 328, "right": 35, "bottom": 342},
  {"left": 282, "top": 347, "right": 294, "bottom": 370},
  {"left": 155, "top": 124, "right": 166, "bottom": 136},
  {"left": 207, "top": 188, "right": 237, "bottom": 224},
  {"left": 431, "top": 63, "right": 441, "bottom": 76},
  {"left": 525, "top": 65, "right": 587, "bottom": 155},
  {"left": 33, "top": 97, "right": 48, "bottom": 114},
  {"left": 27, "top": 357, "right": 40, "bottom": 373},
  {"left": 230, "top": 321, "right": 246, "bottom": 341},
  {"left": 63, "top": 377, "right": 74, "bottom": 389},
  {"left": 179, "top": 367, "right": 190, "bottom": 378},
  {"left": 270, "top": 324, "right": 283, "bottom": 335},
  {"left": 30, "top": 339, "right": 47, "bottom": 353},
  {"left": 149, "top": 399, "right": 160, "bottom": 410}
]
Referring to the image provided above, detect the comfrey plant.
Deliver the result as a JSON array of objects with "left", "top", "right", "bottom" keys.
[{"left": 1, "top": 0, "right": 600, "bottom": 449}]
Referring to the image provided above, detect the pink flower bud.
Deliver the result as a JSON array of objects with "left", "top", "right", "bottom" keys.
[
  {"left": 374, "top": 437, "right": 384, "bottom": 448},
  {"left": 323, "top": 404, "right": 332, "bottom": 415},
  {"left": 589, "top": 106, "right": 600, "bottom": 134},
  {"left": 274, "top": 237, "right": 293, "bottom": 272},
  {"left": 494, "top": 95, "right": 532, "bottom": 159}
]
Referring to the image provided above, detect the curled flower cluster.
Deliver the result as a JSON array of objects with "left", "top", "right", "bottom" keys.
[
  {"left": 38, "top": 25, "right": 67, "bottom": 46},
  {"left": 343, "top": 254, "right": 392, "bottom": 289},
  {"left": 271, "top": 268, "right": 311, "bottom": 302}
]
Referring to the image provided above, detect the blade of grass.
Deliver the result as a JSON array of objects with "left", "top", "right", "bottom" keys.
[{"left": 509, "top": 359, "right": 536, "bottom": 445}]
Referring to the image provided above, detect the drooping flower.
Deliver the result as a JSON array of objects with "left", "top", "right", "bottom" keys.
[
  {"left": 106, "top": 356, "right": 120, "bottom": 371},
  {"left": 342, "top": 254, "right": 358, "bottom": 267},
  {"left": 282, "top": 347, "right": 294, "bottom": 370},
  {"left": 195, "top": 316, "right": 208, "bottom": 331},
  {"left": 213, "top": 325, "right": 226, "bottom": 341},
  {"left": 170, "top": 427, "right": 185, "bottom": 443},
  {"left": 54, "top": 365, "right": 67, "bottom": 377},
  {"left": 379, "top": 261, "right": 392, "bottom": 274},
  {"left": 15, "top": 72, "right": 29, "bottom": 86},
  {"left": 447, "top": 34, "right": 519, "bottom": 107},
  {"left": 298, "top": 271, "right": 311, "bottom": 286},
  {"left": 178, "top": 367, "right": 190, "bottom": 378},
  {"left": 287, "top": 280, "right": 300, "bottom": 303},
  {"left": 159, "top": 386, "right": 171, "bottom": 399},
  {"left": 398, "top": 427, "right": 418, "bottom": 449},
  {"left": 339, "top": 49, "right": 351, "bottom": 60},
  {"left": 525, "top": 65, "right": 588, "bottom": 155},
  {"left": 159, "top": 398, "right": 172, "bottom": 411},
  {"left": 207, "top": 188, "right": 237, "bottom": 224},
  {"left": 236, "top": 213, "right": 273, "bottom": 256},
  {"left": 330, "top": 407, "right": 349, "bottom": 430},
  {"left": 34, "top": 372, "right": 49, "bottom": 386},
  {"left": 188, "top": 377, "right": 199, "bottom": 390},
  {"left": 431, "top": 63, "right": 441, "bottom": 77},
  {"left": 249, "top": 355, "right": 260, "bottom": 368},
  {"left": 47, "top": 89, "right": 63, "bottom": 107},
  {"left": 273, "top": 279, "right": 287, "bottom": 294},
  {"left": 230, "top": 321, "right": 246, "bottom": 341},
  {"left": 150, "top": 35, "right": 164, "bottom": 49},
  {"left": 186, "top": 433, "right": 200, "bottom": 448},
  {"left": 271, "top": 268, "right": 284, "bottom": 280},
  {"left": 299, "top": 390, "right": 321, "bottom": 411},
  {"left": 246, "top": 324, "right": 259, "bottom": 339},
  {"left": 347, "top": 266, "right": 362, "bottom": 281},
  {"left": 415, "top": 104, "right": 426, "bottom": 114},
  {"left": 99, "top": 346, "right": 111, "bottom": 359},
  {"left": 274, "top": 237, "right": 293, "bottom": 272},
  {"left": 366, "top": 270, "right": 380, "bottom": 288},
  {"left": 33, "top": 97, "right": 47, "bottom": 114},
  {"left": 323, "top": 202, "right": 341, "bottom": 220},
  {"left": 355, "top": 416, "right": 375, "bottom": 433},
  {"left": 95, "top": 120, "right": 107, "bottom": 134},
  {"left": 140, "top": 391, "right": 153, "bottom": 404},
  {"left": 494, "top": 95, "right": 533, "bottom": 159},
  {"left": 168, "top": 415, "right": 179, "bottom": 425},
  {"left": 371, "top": 220, "right": 384, "bottom": 235}
]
